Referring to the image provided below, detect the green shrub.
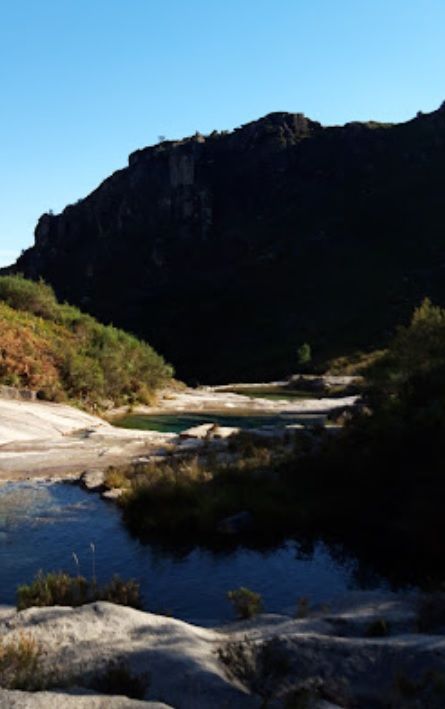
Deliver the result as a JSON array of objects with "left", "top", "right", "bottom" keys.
[
  {"left": 227, "top": 587, "right": 263, "bottom": 620},
  {"left": 297, "top": 342, "right": 311, "bottom": 367},
  {"left": 0, "top": 275, "right": 58, "bottom": 320},
  {"left": 17, "top": 571, "right": 142, "bottom": 611},
  {"left": 17, "top": 572, "right": 89, "bottom": 610},
  {"left": 0, "top": 275, "right": 173, "bottom": 408},
  {"left": 96, "top": 575, "right": 142, "bottom": 609}
]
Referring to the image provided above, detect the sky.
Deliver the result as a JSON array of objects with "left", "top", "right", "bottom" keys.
[{"left": 1, "top": 0, "right": 444, "bottom": 266}]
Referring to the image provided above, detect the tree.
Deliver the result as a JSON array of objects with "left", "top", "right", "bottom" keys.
[{"left": 297, "top": 342, "right": 311, "bottom": 368}]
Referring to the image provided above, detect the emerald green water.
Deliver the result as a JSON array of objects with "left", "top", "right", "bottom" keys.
[{"left": 114, "top": 412, "right": 326, "bottom": 434}]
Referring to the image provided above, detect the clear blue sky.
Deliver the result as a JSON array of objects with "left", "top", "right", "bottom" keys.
[{"left": 1, "top": 0, "right": 444, "bottom": 265}]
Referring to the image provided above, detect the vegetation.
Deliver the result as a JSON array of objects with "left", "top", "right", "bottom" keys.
[
  {"left": 227, "top": 587, "right": 263, "bottom": 620},
  {"left": 0, "top": 632, "right": 148, "bottom": 696},
  {"left": 17, "top": 571, "right": 142, "bottom": 610},
  {"left": 0, "top": 275, "right": 172, "bottom": 409},
  {"left": 0, "top": 632, "right": 42, "bottom": 690},
  {"left": 296, "top": 342, "right": 311, "bottom": 368},
  {"left": 104, "top": 440, "right": 299, "bottom": 541},
  {"left": 327, "top": 348, "right": 386, "bottom": 376},
  {"left": 102, "top": 298, "right": 445, "bottom": 584}
]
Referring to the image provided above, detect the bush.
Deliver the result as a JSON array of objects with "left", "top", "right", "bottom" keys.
[
  {"left": 227, "top": 587, "right": 263, "bottom": 620},
  {"left": 0, "top": 275, "right": 173, "bottom": 408},
  {"left": 17, "top": 572, "right": 89, "bottom": 610},
  {"left": 96, "top": 575, "right": 142, "bottom": 609},
  {"left": 17, "top": 571, "right": 142, "bottom": 611},
  {"left": 0, "top": 275, "right": 58, "bottom": 319},
  {"left": 115, "top": 443, "right": 296, "bottom": 542},
  {"left": 297, "top": 342, "right": 311, "bottom": 367}
]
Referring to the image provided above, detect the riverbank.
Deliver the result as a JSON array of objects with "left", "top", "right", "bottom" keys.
[
  {"left": 0, "top": 384, "right": 358, "bottom": 482},
  {"left": 110, "top": 381, "right": 359, "bottom": 417},
  {"left": 0, "top": 589, "right": 443, "bottom": 708},
  {"left": 0, "top": 397, "right": 175, "bottom": 481}
]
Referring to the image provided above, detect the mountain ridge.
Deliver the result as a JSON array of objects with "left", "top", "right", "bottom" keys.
[{"left": 6, "top": 102, "right": 445, "bottom": 381}]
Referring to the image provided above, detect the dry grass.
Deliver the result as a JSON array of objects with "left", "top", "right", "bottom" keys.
[
  {"left": 0, "top": 632, "right": 42, "bottom": 690},
  {"left": 327, "top": 349, "right": 386, "bottom": 376},
  {"left": 17, "top": 571, "right": 142, "bottom": 611}
]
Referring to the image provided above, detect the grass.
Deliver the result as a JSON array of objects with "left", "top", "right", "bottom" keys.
[
  {"left": 103, "top": 435, "right": 302, "bottom": 542},
  {"left": 17, "top": 571, "right": 142, "bottom": 611},
  {"left": 327, "top": 349, "right": 386, "bottom": 376},
  {"left": 0, "top": 632, "right": 149, "bottom": 697},
  {"left": 0, "top": 632, "right": 42, "bottom": 690},
  {"left": 0, "top": 275, "right": 172, "bottom": 409}
]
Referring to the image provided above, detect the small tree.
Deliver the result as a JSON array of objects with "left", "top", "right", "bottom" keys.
[
  {"left": 297, "top": 342, "right": 311, "bottom": 368},
  {"left": 227, "top": 587, "right": 263, "bottom": 620}
]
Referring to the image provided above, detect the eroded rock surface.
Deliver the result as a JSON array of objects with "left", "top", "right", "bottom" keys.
[{"left": 0, "top": 592, "right": 442, "bottom": 708}]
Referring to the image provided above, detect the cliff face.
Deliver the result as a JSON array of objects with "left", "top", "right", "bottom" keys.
[{"left": 10, "top": 104, "right": 445, "bottom": 381}]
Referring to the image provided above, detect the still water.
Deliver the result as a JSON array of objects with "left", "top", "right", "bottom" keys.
[
  {"left": 0, "top": 481, "right": 388, "bottom": 623},
  {"left": 115, "top": 412, "right": 326, "bottom": 434}
]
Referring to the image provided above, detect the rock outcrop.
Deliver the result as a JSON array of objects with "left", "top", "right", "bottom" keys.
[
  {"left": 0, "top": 591, "right": 443, "bottom": 707},
  {"left": 8, "top": 103, "right": 445, "bottom": 381}
]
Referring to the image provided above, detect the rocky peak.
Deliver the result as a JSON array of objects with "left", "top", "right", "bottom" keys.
[{"left": 7, "top": 103, "right": 445, "bottom": 382}]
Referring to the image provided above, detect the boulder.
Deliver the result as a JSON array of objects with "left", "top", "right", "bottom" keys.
[
  {"left": 101, "top": 488, "right": 124, "bottom": 501},
  {"left": 179, "top": 423, "right": 218, "bottom": 439},
  {"left": 79, "top": 469, "right": 106, "bottom": 492}
]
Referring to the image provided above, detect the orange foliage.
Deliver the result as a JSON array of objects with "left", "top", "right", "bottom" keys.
[{"left": 0, "top": 307, "right": 62, "bottom": 392}]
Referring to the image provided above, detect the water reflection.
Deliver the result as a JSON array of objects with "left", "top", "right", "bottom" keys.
[{"left": 0, "top": 481, "right": 391, "bottom": 623}]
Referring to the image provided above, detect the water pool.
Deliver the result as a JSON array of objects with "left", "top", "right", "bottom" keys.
[{"left": 0, "top": 481, "right": 388, "bottom": 624}]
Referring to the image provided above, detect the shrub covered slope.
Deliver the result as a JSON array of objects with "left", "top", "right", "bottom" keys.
[{"left": 0, "top": 275, "right": 172, "bottom": 408}]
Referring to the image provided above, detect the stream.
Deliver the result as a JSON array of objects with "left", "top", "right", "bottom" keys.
[{"left": 0, "top": 480, "right": 389, "bottom": 623}]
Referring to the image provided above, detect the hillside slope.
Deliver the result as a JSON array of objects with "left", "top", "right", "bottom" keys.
[
  {"left": 8, "top": 103, "right": 445, "bottom": 381},
  {"left": 0, "top": 276, "right": 172, "bottom": 408}
]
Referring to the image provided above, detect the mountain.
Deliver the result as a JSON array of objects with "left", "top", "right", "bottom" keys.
[{"left": 7, "top": 103, "right": 445, "bottom": 382}]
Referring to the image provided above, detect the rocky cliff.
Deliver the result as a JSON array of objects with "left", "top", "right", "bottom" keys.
[{"left": 8, "top": 104, "right": 445, "bottom": 381}]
